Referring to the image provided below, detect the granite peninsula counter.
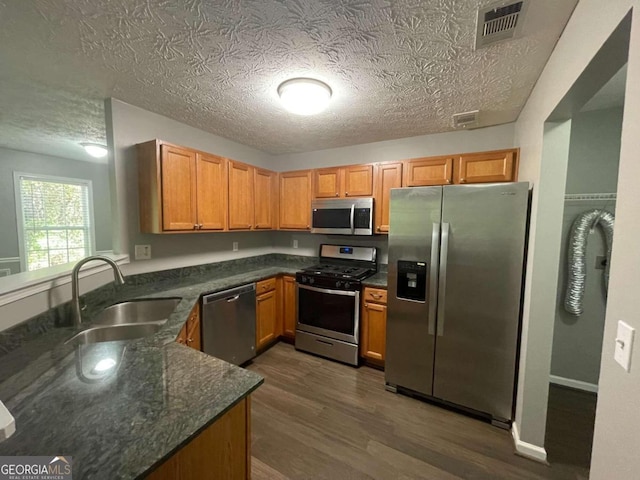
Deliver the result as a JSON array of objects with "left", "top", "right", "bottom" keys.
[{"left": 0, "top": 254, "right": 316, "bottom": 479}]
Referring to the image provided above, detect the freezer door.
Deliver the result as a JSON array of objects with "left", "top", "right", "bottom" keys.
[
  {"left": 432, "top": 182, "right": 529, "bottom": 421},
  {"left": 385, "top": 186, "right": 442, "bottom": 395}
]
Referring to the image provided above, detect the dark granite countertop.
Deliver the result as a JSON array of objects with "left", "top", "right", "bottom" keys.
[
  {"left": 362, "top": 272, "right": 388, "bottom": 288},
  {"left": 0, "top": 254, "right": 316, "bottom": 479}
]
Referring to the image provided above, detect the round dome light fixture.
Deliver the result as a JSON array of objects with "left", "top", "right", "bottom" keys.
[
  {"left": 277, "top": 78, "right": 332, "bottom": 115},
  {"left": 80, "top": 143, "right": 108, "bottom": 158}
]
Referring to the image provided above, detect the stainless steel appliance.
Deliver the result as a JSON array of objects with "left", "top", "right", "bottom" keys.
[
  {"left": 295, "top": 244, "right": 377, "bottom": 365},
  {"left": 385, "top": 182, "right": 530, "bottom": 427},
  {"left": 311, "top": 198, "right": 374, "bottom": 235},
  {"left": 202, "top": 284, "right": 256, "bottom": 365}
]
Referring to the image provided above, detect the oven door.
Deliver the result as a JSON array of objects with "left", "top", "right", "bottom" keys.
[{"left": 296, "top": 284, "right": 359, "bottom": 344}]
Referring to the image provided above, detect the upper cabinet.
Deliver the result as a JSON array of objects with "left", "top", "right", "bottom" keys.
[
  {"left": 403, "top": 156, "right": 454, "bottom": 187},
  {"left": 137, "top": 140, "right": 228, "bottom": 233},
  {"left": 313, "top": 164, "right": 373, "bottom": 198},
  {"left": 374, "top": 162, "right": 403, "bottom": 234},
  {"left": 279, "top": 170, "right": 312, "bottom": 230},
  {"left": 454, "top": 149, "right": 518, "bottom": 184},
  {"left": 228, "top": 160, "right": 254, "bottom": 230},
  {"left": 254, "top": 168, "right": 277, "bottom": 230}
]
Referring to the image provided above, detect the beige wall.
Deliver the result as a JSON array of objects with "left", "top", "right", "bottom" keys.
[{"left": 514, "top": 0, "right": 640, "bottom": 475}]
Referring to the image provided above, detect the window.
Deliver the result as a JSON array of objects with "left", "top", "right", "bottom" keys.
[{"left": 15, "top": 173, "right": 95, "bottom": 272}]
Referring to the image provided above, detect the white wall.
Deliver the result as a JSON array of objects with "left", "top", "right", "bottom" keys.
[
  {"left": 513, "top": 1, "right": 640, "bottom": 476},
  {"left": 273, "top": 123, "right": 515, "bottom": 171},
  {"left": 551, "top": 106, "right": 623, "bottom": 388},
  {"left": 105, "top": 98, "right": 277, "bottom": 275}
]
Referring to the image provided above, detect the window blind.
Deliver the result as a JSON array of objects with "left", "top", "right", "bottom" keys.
[{"left": 17, "top": 175, "right": 93, "bottom": 271}]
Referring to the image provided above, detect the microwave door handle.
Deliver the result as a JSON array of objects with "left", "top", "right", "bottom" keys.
[{"left": 350, "top": 204, "right": 355, "bottom": 233}]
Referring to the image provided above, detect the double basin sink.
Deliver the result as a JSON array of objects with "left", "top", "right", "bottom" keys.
[{"left": 66, "top": 298, "right": 181, "bottom": 346}]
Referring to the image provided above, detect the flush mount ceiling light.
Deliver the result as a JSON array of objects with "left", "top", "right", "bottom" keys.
[
  {"left": 80, "top": 142, "right": 108, "bottom": 158},
  {"left": 277, "top": 78, "right": 332, "bottom": 115}
]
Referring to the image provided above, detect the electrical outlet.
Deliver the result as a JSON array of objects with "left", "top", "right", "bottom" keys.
[
  {"left": 232, "top": 242, "right": 239, "bottom": 252},
  {"left": 134, "top": 244, "right": 151, "bottom": 260},
  {"left": 293, "top": 239, "right": 298, "bottom": 249}
]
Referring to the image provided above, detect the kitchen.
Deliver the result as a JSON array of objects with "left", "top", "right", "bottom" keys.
[{"left": 1, "top": 1, "right": 640, "bottom": 479}]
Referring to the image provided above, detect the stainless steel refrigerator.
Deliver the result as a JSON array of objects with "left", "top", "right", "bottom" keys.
[{"left": 385, "top": 182, "right": 529, "bottom": 427}]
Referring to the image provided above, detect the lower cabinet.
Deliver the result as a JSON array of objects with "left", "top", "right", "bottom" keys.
[
  {"left": 177, "top": 302, "right": 201, "bottom": 351},
  {"left": 282, "top": 275, "right": 297, "bottom": 340},
  {"left": 360, "top": 287, "right": 388, "bottom": 367},
  {"left": 256, "top": 278, "right": 278, "bottom": 351},
  {"left": 146, "top": 397, "right": 251, "bottom": 480}
]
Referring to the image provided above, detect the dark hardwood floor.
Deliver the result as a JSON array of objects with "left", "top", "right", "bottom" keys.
[{"left": 247, "top": 343, "right": 589, "bottom": 480}]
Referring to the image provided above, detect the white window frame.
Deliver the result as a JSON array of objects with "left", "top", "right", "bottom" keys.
[{"left": 14, "top": 172, "right": 97, "bottom": 273}]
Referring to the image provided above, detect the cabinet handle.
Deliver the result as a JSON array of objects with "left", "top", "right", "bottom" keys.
[
  {"left": 446, "top": 179, "right": 451, "bottom": 184},
  {"left": 248, "top": 224, "right": 252, "bottom": 228},
  {"left": 306, "top": 225, "right": 310, "bottom": 228},
  {"left": 371, "top": 293, "right": 382, "bottom": 299},
  {"left": 193, "top": 224, "right": 198, "bottom": 230},
  {"left": 187, "top": 338, "right": 193, "bottom": 344},
  {"left": 460, "top": 178, "right": 466, "bottom": 183},
  {"left": 335, "top": 192, "right": 339, "bottom": 197},
  {"left": 376, "top": 226, "right": 381, "bottom": 232},
  {"left": 345, "top": 192, "right": 349, "bottom": 196}
]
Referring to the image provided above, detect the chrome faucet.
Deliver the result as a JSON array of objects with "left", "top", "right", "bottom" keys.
[{"left": 71, "top": 256, "right": 125, "bottom": 327}]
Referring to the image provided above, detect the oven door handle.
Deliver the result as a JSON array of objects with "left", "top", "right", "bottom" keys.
[
  {"left": 350, "top": 204, "right": 355, "bottom": 233},
  {"left": 297, "top": 283, "right": 357, "bottom": 297}
]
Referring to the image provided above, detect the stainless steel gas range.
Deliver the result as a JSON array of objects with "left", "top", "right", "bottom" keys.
[{"left": 295, "top": 244, "right": 378, "bottom": 366}]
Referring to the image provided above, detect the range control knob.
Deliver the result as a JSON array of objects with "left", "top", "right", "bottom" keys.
[
  {"left": 344, "top": 282, "right": 351, "bottom": 289},
  {"left": 336, "top": 281, "right": 343, "bottom": 289},
  {"left": 309, "top": 277, "right": 315, "bottom": 285},
  {"left": 301, "top": 276, "right": 307, "bottom": 283}
]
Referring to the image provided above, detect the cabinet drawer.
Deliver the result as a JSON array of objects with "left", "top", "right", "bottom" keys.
[
  {"left": 256, "top": 277, "right": 276, "bottom": 294},
  {"left": 363, "top": 287, "right": 387, "bottom": 304}
]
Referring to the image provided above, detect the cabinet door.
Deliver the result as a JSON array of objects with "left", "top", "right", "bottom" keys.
[
  {"left": 314, "top": 167, "right": 342, "bottom": 198},
  {"left": 228, "top": 160, "right": 255, "bottom": 230},
  {"left": 282, "top": 275, "right": 297, "bottom": 339},
  {"left": 256, "top": 290, "right": 277, "bottom": 349},
  {"left": 361, "top": 301, "right": 387, "bottom": 362},
  {"left": 254, "top": 168, "right": 276, "bottom": 229},
  {"left": 196, "top": 153, "right": 227, "bottom": 231},
  {"left": 161, "top": 144, "right": 197, "bottom": 231},
  {"left": 455, "top": 149, "right": 518, "bottom": 184},
  {"left": 185, "top": 303, "right": 201, "bottom": 351},
  {"left": 374, "top": 162, "right": 402, "bottom": 234},
  {"left": 403, "top": 156, "right": 453, "bottom": 187},
  {"left": 344, "top": 164, "right": 373, "bottom": 197},
  {"left": 279, "top": 171, "right": 312, "bottom": 230}
]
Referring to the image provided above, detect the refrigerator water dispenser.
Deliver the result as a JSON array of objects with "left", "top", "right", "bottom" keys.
[{"left": 396, "top": 260, "right": 427, "bottom": 301}]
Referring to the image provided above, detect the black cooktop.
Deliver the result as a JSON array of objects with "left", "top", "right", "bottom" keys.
[{"left": 301, "top": 263, "right": 376, "bottom": 281}]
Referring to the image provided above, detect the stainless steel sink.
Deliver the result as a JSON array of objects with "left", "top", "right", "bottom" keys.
[
  {"left": 93, "top": 298, "right": 181, "bottom": 326},
  {"left": 66, "top": 323, "right": 163, "bottom": 346}
]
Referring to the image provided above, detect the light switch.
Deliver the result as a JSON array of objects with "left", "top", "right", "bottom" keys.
[
  {"left": 293, "top": 239, "right": 298, "bottom": 249},
  {"left": 232, "top": 242, "right": 239, "bottom": 252},
  {"left": 614, "top": 320, "right": 635, "bottom": 372},
  {"left": 134, "top": 244, "right": 151, "bottom": 260}
]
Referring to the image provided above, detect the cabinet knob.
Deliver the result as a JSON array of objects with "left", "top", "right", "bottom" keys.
[
  {"left": 345, "top": 192, "right": 349, "bottom": 196},
  {"left": 446, "top": 179, "right": 451, "bottom": 184},
  {"left": 193, "top": 224, "right": 198, "bottom": 230},
  {"left": 376, "top": 226, "right": 380, "bottom": 231},
  {"left": 335, "top": 192, "right": 339, "bottom": 197},
  {"left": 248, "top": 224, "right": 252, "bottom": 228},
  {"left": 460, "top": 178, "right": 466, "bottom": 183},
  {"left": 306, "top": 225, "right": 310, "bottom": 229},
  {"left": 187, "top": 338, "right": 193, "bottom": 344},
  {"left": 198, "top": 224, "right": 203, "bottom": 228}
]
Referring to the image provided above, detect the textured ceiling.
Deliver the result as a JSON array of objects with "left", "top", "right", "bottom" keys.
[{"left": 0, "top": 0, "right": 578, "bottom": 160}]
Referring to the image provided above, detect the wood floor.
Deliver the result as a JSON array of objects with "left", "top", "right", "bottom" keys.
[{"left": 247, "top": 343, "right": 591, "bottom": 480}]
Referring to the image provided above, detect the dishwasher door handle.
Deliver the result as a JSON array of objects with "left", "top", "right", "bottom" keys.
[{"left": 226, "top": 295, "right": 240, "bottom": 303}]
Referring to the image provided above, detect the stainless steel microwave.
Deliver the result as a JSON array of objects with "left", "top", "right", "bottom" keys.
[{"left": 311, "top": 198, "right": 374, "bottom": 235}]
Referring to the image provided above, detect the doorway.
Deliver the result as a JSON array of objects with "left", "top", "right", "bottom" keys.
[{"left": 544, "top": 62, "right": 627, "bottom": 476}]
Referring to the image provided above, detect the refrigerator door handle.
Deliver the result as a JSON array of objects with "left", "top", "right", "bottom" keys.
[
  {"left": 437, "top": 222, "right": 450, "bottom": 337},
  {"left": 428, "top": 222, "right": 441, "bottom": 336}
]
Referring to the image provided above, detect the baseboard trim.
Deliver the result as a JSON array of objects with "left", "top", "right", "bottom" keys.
[
  {"left": 550, "top": 375, "right": 598, "bottom": 393},
  {"left": 511, "top": 421, "right": 548, "bottom": 463}
]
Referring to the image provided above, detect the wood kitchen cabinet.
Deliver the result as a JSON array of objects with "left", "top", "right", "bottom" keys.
[
  {"left": 146, "top": 397, "right": 251, "bottom": 479},
  {"left": 454, "top": 149, "right": 519, "bottom": 184},
  {"left": 281, "top": 275, "right": 297, "bottom": 340},
  {"left": 373, "top": 162, "right": 403, "bottom": 234},
  {"left": 228, "top": 160, "right": 255, "bottom": 230},
  {"left": 254, "top": 168, "right": 277, "bottom": 229},
  {"left": 256, "top": 278, "right": 278, "bottom": 351},
  {"left": 360, "top": 287, "right": 387, "bottom": 367},
  {"left": 403, "top": 156, "right": 454, "bottom": 187},
  {"left": 176, "top": 302, "right": 201, "bottom": 351},
  {"left": 137, "top": 140, "right": 228, "bottom": 233},
  {"left": 313, "top": 164, "right": 373, "bottom": 198},
  {"left": 279, "top": 170, "right": 312, "bottom": 230}
]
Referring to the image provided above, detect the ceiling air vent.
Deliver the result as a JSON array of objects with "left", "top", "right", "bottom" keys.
[
  {"left": 453, "top": 110, "right": 479, "bottom": 129},
  {"left": 475, "top": 1, "right": 527, "bottom": 50}
]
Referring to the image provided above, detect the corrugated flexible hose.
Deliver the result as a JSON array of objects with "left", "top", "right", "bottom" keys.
[{"left": 564, "top": 209, "right": 615, "bottom": 316}]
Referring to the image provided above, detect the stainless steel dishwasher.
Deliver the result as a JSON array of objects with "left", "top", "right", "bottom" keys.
[{"left": 202, "top": 283, "right": 256, "bottom": 365}]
